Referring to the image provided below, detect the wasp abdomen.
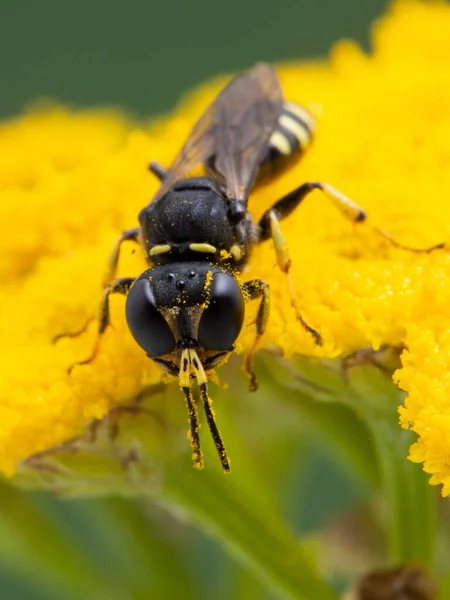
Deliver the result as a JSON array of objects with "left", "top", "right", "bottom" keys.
[{"left": 262, "top": 101, "right": 315, "bottom": 170}]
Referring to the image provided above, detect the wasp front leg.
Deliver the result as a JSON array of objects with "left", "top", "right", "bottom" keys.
[
  {"left": 67, "top": 277, "right": 135, "bottom": 374},
  {"left": 242, "top": 279, "right": 270, "bottom": 392}
]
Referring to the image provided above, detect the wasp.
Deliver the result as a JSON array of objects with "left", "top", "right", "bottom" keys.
[{"left": 58, "top": 63, "right": 442, "bottom": 473}]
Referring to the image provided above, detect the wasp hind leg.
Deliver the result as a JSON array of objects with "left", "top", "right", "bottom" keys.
[
  {"left": 258, "top": 180, "right": 444, "bottom": 347},
  {"left": 242, "top": 279, "right": 270, "bottom": 392},
  {"left": 65, "top": 277, "right": 135, "bottom": 374},
  {"left": 312, "top": 181, "right": 444, "bottom": 251},
  {"left": 260, "top": 181, "right": 444, "bottom": 253}
]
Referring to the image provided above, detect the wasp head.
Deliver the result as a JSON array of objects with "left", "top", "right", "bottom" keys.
[
  {"left": 125, "top": 262, "right": 243, "bottom": 472},
  {"left": 125, "top": 262, "right": 244, "bottom": 374}
]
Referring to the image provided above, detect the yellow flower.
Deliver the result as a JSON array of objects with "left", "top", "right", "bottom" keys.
[{"left": 1, "top": 0, "right": 450, "bottom": 493}]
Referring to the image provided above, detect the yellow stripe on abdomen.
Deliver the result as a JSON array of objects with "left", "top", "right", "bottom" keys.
[
  {"left": 269, "top": 130, "right": 292, "bottom": 156},
  {"left": 279, "top": 114, "right": 311, "bottom": 148},
  {"left": 283, "top": 101, "right": 316, "bottom": 132}
]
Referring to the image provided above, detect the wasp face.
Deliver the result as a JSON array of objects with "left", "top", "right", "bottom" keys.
[{"left": 125, "top": 263, "right": 245, "bottom": 374}]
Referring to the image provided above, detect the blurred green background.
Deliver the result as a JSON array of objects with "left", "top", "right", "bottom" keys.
[
  {"left": 1, "top": 1, "right": 390, "bottom": 599},
  {"left": 1, "top": 0, "right": 389, "bottom": 119}
]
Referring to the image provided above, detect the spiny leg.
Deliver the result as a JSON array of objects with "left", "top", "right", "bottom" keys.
[
  {"left": 148, "top": 161, "right": 168, "bottom": 182},
  {"left": 179, "top": 348, "right": 204, "bottom": 470},
  {"left": 189, "top": 349, "right": 230, "bottom": 473},
  {"left": 103, "top": 227, "right": 141, "bottom": 288},
  {"left": 67, "top": 277, "right": 135, "bottom": 374},
  {"left": 242, "top": 279, "right": 270, "bottom": 392}
]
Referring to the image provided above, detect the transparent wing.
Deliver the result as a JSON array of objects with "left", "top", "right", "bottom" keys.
[
  {"left": 152, "top": 106, "right": 216, "bottom": 203},
  {"left": 213, "top": 63, "right": 283, "bottom": 201},
  {"left": 152, "top": 63, "right": 283, "bottom": 204}
]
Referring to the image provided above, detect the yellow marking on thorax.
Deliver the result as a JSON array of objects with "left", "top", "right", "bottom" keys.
[
  {"left": 279, "top": 114, "right": 311, "bottom": 147},
  {"left": 284, "top": 102, "right": 316, "bottom": 132},
  {"left": 149, "top": 244, "right": 171, "bottom": 256},
  {"left": 189, "top": 243, "right": 217, "bottom": 253},
  {"left": 269, "top": 130, "right": 291, "bottom": 156}
]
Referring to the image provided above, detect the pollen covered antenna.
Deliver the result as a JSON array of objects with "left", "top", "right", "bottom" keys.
[
  {"left": 179, "top": 348, "right": 203, "bottom": 469},
  {"left": 188, "top": 349, "right": 231, "bottom": 473}
]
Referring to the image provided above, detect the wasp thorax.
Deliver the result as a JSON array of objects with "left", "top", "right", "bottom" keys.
[{"left": 125, "top": 262, "right": 245, "bottom": 359}]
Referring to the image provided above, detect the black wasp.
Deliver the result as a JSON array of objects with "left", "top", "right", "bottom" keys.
[{"left": 59, "top": 63, "right": 442, "bottom": 473}]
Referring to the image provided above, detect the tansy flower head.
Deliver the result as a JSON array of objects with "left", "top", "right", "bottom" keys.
[{"left": 1, "top": 0, "right": 450, "bottom": 503}]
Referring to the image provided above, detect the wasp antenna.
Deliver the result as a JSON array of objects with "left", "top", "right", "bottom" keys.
[
  {"left": 180, "top": 349, "right": 203, "bottom": 470},
  {"left": 181, "top": 386, "right": 204, "bottom": 470},
  {"left": 189, "top": 349, "right": 231, "bottom": 473},
  {"left": 200, "top": 384, "right": 231, "bottom": 473}
]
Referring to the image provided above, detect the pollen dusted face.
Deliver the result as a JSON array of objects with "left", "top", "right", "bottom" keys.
[
  {"left": 124, "top": 262, "right": 245, "bottom": 375},
  {"left": 124, "top": 262, "right": 243, "bottom": 472}
]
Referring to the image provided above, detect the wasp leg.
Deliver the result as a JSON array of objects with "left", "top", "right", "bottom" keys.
[
  {"left": 103, "top": 227, "right": 141, "bottom": 288},
  {"left": 52, "top": 316, "right": 95, "bottom": 344},
  {"left": 242, "top": 279, "right": 270, "bottom": 392},
  {"left": 67, "top": 277, "right": 135, "bottom": 374},
  {"left": 259, "top": 201, "right": 324, "bottom": 346},
  {"left": 148, "top": 161, "right": 168, "bottom": 182},
  {"left": 259, "top": 181, "right": 444, "bottom": 252}
]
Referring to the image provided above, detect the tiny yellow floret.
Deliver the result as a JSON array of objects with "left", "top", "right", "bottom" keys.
[{"left": 1, "top": 0, "right": 450, "bottom": 492}]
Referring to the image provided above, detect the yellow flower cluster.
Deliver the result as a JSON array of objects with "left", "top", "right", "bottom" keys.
[{"left": 1, "top": 0, "right": 450, "bottom": 490}]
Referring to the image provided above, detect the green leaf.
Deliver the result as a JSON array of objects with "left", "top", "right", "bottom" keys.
[
  {"left": 0, "top": 483, "right": 117, "bottom": 600},
  {"left": 48, "top": 496, "right": 198, "bottom": 600},
  {"left": 259, "top": 355, "right": 378, "bottom": 489},
  {"left": 265, "top": 351, "right": 437, "bottom": 569}
]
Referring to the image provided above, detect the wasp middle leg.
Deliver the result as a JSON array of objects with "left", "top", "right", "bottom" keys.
[
  {"left": 259, "top": 186, "right": 326, "bottom": 346},
  {"left": 242, "top": 279, "right": 270, "bottom": 391},
  {"left": 67, "top": 277, "right": 135, "bottom": 374}
]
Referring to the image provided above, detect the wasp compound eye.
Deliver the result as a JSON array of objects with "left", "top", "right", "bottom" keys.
[
  {"left": 198, "top": 273, "right": 245, "bottom": 350},
  {"left": 125, "top": 279, "right": 176, "bottom": 357}
]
